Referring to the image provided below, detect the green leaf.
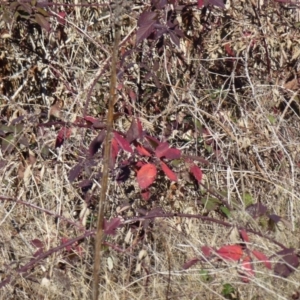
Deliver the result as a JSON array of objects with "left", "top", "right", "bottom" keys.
[
  {"left": 267, "top": 115, "right": 276, "bottom": 125},
  {"left": 221, "top": 283, "right": 237, "bottom": 299},
  {"left": 195, "top": 119, "right": 202, "bottom": 130},
  {"left": 243, "top": 193, "right": 254, "bottom": 207},
  {"left": 36, "top": 7, "right": 49, "bottom": 17},
  {"left": 201, "top": 197, "right": 221, "bottom": 211},
  {"left": 41, "top": 145, "right": 50, "bottom": 159},
  {"left": 0, "top": 125, "right": 14, "bottom": 134},
  {"left": 204, "top": 143, "right": 212, "bottom": 153},
  {"left": 199, "top": 269, "right": 212, "bottom": 282},
  {"left": 220, "top": 206, "right": 231, "bottom": 218},
  {"left": 170, "top": 159, "right": 181, "bottom": 167},
  {"left": 1, "top": 133, "right": 14, "bottom": 153},
  {"left": 35, "top": 13, "right": 50, "bottom": 32}
]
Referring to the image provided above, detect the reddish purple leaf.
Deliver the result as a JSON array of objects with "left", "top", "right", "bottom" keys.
[
  {"left": 274, "top": 250, "right": 299, "bottom": 278},
  {"left": 57, "top": 11, "right": 66, "bottom": 25},
  {"left": 269, "top": 214, "right": 281, "bottom": 224},
  {"left": 141, "top": 190, "right": 151, "bottom": 201},
  {"left": 35, "top": 13, "right": 50, "bottom": 32},
  {"left": 84, "top": 115, "right": 98, "bottom": 124},
  {"left": 55, "top": 127, "right": 72, "bottom": 148},
  {"left": 216, "top": 245, "right": 243, "bottom": 261},
  {"left": 202, "top": 246, "right": 213, "bottom": 257},
  {"left": 164, "top": 148, "right": 181, "bottom": 160},
  {"left": 240, "top": 256, "right": 254, "bottom": 283},
  {"left": 110, "top": 138, "right": 119, "bottom": 169},
  {"left": 114, "top": 132, "right": 133, "bottom": 153},
  {"left": 183, "top": 258, "right": 200, "bottom": 270},
  {"left": 136, "top": 11, "right": 158, "bottom": 45},
  {"left": 136, "top": 144, "right": 152, "bottom": 157},
  {"left": 198, "top": 0, "right": 225, "bottom": 8},
  {"left": 129, "top": 89, "right": 137, "bottom": 101},
  {"left": 137, "top": 11, "right": 157, "bottom": 27},
  {"left": 245, "top": 202, "right": 267, "bottom": 219},
  {"left": 137, "top": 163, "right": 157, "bottom": 189},
  {"left": 182, "top": 155, "right": 209, "bottom": 165},
  {"left": 209, "top": 0, "right": 225, "bottom": 8},
  {"left": 155, "top": 142, "right": 181, "bottom": 159},
  {"left": 161, "top": 161, "right": 177, "bottom": 182},
  {"left": 145, "top": 135, "right": 160, "bottom": 150},
  {"left": 252, "top": 250, "right": 272, "bottom": 269},
  {"left": 78, "top": 180, "right": 93, "bottom": 193},
  {"left": 240, "top": 229, "right": 250, "bottom": 243},
  {"left": 31, "top": 239, "right": 44, "bottom": 249},
  {"left": 155, "top": 142, "right": 170, "bottom": 158},
  {"left": 126, "top": 118, "right": 143, "bottom": 143},
  {"left": 169, "top": 30, "right": 180, "bottom": 47},
  {"left": 136, "top": 161, "right": 145, "bottom": 168},
  {"left": 89, "top": 129, "right": 106, "bottom": 156},
  {"left": 61, "top": 237, "right": 72, "bottom": 252},
  {"left": 198, "top": 0, "right": 206, "bottom": 8},
  {"left": 104, "top": 218, "right": 121, "bottom": 235},
  {"left": 68, "top": 163, "right": 83, "bottom": 183},
  {"left": 190, "top": 164, "right": 203, "bottom": 183}
]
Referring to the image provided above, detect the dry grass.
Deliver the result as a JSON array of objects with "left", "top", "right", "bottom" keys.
[{"left": 1, "top": 0, "right": 300, "bottom": 299}]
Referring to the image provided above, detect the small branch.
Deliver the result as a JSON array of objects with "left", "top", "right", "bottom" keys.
[
  {"left": 92, "top": 12, "right": 121, "bottom": 300},
  {"left": 0, "top": 230, "right": 95, "bottom": 289}
]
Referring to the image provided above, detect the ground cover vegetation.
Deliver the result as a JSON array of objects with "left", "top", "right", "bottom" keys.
[{"left": 1, "top": 0, "right": 300, "bottom": 299}]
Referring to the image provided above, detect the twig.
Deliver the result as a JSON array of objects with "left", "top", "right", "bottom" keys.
[{"left": 92, "top": 8, "right": 121, "bottom": 300}]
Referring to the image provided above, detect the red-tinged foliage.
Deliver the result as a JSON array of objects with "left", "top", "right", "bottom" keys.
[
  {"left": 57, "top": 11, "right": 67, "bottom": 26},
  {"left": 183, "top": 258, "right": 200, "bottom": 270},
  {"left": 114, "top": 132, "right": 133, "bottom": 153},
  {"left": 111, "top": 138, "right": 119, "bottom": 165},
  {"left": 197, "top": 0, "right": 205, "bottom": 8},
  {"left": 128, "top": 89, "right": 137, "bottom": 101},
  {"left": 240, "top": 256, "right": 255, "bottom": 283},
  {"left": 136, "top": 161, "right": 146, "bottom": 168},
  {"left": 240, "top": 229, "right": 250, "bottom": 243},
  {"left": 274, "top": 250, "right": 299, "bottom": 278},
  {"left": 182, "top": 154, "right": 209, "bottom": 165},
  {"left": 73, "top": 245, "right": 84, "bottom": 257},
  {"left": 155, "top": 142, "right": 170, "bottom": 158},
  {"left": 164, "top": 148, "right": 181, "bottom": 160},
  {"left": 137, "top": 119, "right": 143, "bottom": 136},
  {"left": 104, "top": 218, "right": 121, "bottom": 236},
  {"left": 145, "top": 135, "right": 160, "bottom": 150},
  {"left": 202, "top": 127, "right": 213, "bottom": 145},
  {"left": 141, "top": 190, "right": 150, "bottom": 201},
  {"left": 89, "top": 129, "right": 106, "bottom": 156},
  {"left": 126, "top": 118, "right": 143, "bottom": 143},
  {"left": 35, "top": 12, "right": 50, "bottom": 32},
  {"left": 224, "top": 43, "right": 235, "bottom": 56},
  {"left": 155, "top": 142, "right": 181, "bottom": 159},
  {"left": 136, "top": 144, "right": 152, "bottom": 157},
  {"left": 136, "top": 11, "right": 158, "bottom": 45},
  {"left": 137, "top": 163, "right": 157, "bottom": 189},
  {"left": 55, "top": 127, "right": 72, "bottom": 148},
  {"left": 252, "top": 250, "right": 272, "bottom": 269},
  {"left": 198, "top": 0, "right": 225, "bottom": 8},
  {"left": 161, "top": 161, "right": 177, "bottom": 182},
  {"left": 202, "top": 246, "right": 213, "bottom": 257},
  {"left": 61, "top": 237, "right": 72, "bottom": 252},
  {"left": 68, "top": 163, "right": 83, "bottom": 183},
  {"left": 31, "top": 239, "right": 44, "bottom": 249},
  {"left": 216, "top": 245, "right": 243, "bottom": 261},
  {"left": 190, "top": 164, "right": 203, "bottom": 183},
  {"left": 84, "top": 115, "right": 98, "bottom": 124}
]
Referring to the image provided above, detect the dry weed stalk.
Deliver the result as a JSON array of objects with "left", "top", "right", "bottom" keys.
[{"left": 92, "top": 4, "right": 122, "bottom": 300}]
